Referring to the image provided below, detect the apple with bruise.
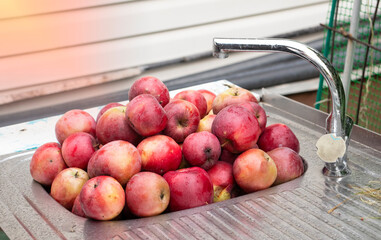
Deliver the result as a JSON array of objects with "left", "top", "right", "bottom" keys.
[
  {"left": 257, "top": 123, "right": 300, "bottom": 153},
  {"left": 233, "top": 148, "right": 277, "bottom": 193},
  {"left": 267, "top": 147, "right": 304, "bottom": 185},
  {"left": 182, "top": 131, "right": 221, "bottom": 170},
  {"left": 87, "top": 140, "right": 141, "bottom": 187},
  {"left": 125, "top": 172, "right": 170, "bottom": 217},
  {"left": 50, "top": 167, "right": 89, "bottom": 210},
  {"left": 55, "top": 109, "right": 96, "bottom": 144},
  {"left": 79, "top": 176, "right": 125, "bottom": 221},
  {"left": 30, "top": 142, "right": 67, "bottom": 186},
  {"left": 137, "top": 135, "right": 182, "bottom": 175}
]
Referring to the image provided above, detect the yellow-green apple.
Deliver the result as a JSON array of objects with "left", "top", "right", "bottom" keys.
[
  {"left": 212, "top": 105, "right": 261, "bottom": 153},
  {"left": 182, "top": 131, "right": 221, "bottom": 170},
  {"left": 240, "top": 101, "right": 267, "bottom": 132},
  {"left": 212, "top": 86, "right": 258, "bottom": 114},
  {"left": 257, "top": 123, "right": 300, "bottom": 153},
  {"left": 61, "top": 132, "right": 97, "bottom": 170},
  {"left": 72, "top": 195, "right": 86, "bottom": 217},
  {"left": 55, "top": 109, "right": 96, "bottom": 144},
  {"left": 163, "top": 99, "right": 200, "bottom": 143},
  {"left": 125, "top": 172, "right": 170, "bottom": 217},
  {"left": 50, "top": 167, "right": 89, "bottom": 210},
  {"left": 207, "top": 161, "right": 235, "bottom": 202},
  {"left": 96, "top": 106, "right": 141, "bottom": 145},
  {"left": 174, "top": 89, "right": 208, "bottom": 118},
  {"left": 233, "top": 148, "right": 277, "bottom": 193},
  {"left": 126, "top": 94, "right": 168, "bottom": 137},
  {"left": 137, "top": 135, "right": 182, "bottom": 175},
  {"left": 87, "top": 140, "right": 141, "bottom": 187},
  {"left": 197, "top": 89, "right": 216, "bottom": 114},
  {"left": 30, "top": 142, "right": 67, "bottom": 186},
  {"left": 96, "top": 102, "right": 124, "bottom": 122},
  {"left": 128, "top": 76, "right": 170, "bottom": 107},
  {"left": 163, "top": 167, "right": 213, "bottom": 211},
  {"left": 267, "top": 147, "right": 304, "bottom": 185},
  {"left": 79, "top": 176, "right": 125, "bottom": 220},
  {"left": 197, "top": 114, "right": 216, "bottom": 133}
]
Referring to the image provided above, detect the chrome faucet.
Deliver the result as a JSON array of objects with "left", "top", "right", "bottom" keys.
[{"left": 213, "top": 38, "right": 354, "bottom": 177}]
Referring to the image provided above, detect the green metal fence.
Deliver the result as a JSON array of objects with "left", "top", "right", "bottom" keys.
[{"left": 316, "top": 0, "right": 381, "bottom": 133}]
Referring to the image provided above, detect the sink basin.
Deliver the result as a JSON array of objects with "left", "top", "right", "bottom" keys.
[{"left": 0, "top": 80, "right": 380, "bottom": 240}]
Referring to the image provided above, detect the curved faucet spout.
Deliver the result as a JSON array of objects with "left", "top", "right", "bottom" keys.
[{"left": 213, "top": 38, "right": 353, "bottom": 177}]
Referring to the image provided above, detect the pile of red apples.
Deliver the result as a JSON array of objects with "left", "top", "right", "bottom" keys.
[{"left": 30, "top": 76, "right": 304, "bottom": 221}]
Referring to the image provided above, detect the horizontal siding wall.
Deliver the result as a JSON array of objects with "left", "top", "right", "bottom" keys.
[{"left": 0, "top": 0, "right": 328, "bottom": 96}]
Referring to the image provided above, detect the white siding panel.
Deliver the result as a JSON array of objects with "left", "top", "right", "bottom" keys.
[
  {"left": 0, "top": 0, "right": 326, "bottom": 57},
  {"left": 0, "top": 0, "right": 134, "bottom": 19},
  {"left": 0, "top": 3, "right": 328, "bottom": 91}
]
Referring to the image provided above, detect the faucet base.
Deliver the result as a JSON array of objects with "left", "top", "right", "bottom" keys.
[{"left": 322, "top": 165, "right": 351, "bottom": 177}]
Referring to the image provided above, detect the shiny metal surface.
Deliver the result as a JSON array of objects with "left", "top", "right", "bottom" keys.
[
  {"left": 0, "top": 81, "right": 380, "bottom": 240},
  {"left": 213, "top": 38, "right": 354, "bottom": 177}
]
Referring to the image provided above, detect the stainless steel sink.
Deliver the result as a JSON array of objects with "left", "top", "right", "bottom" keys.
[{"left": 0, "top": 80, "right": 380, "bottom": 240}]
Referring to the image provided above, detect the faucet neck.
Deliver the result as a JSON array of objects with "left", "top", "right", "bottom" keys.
[{"left": 213, "top": 38, "right": 353, "bottom": 177}]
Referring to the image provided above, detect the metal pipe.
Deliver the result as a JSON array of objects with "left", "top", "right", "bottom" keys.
[
  {"left": 316, "top": 0, "right": 338, "bottom": 109},
  {"left": 213, "top": 38, "right": 353, "bottom": 177},
  {"left": 342, "top": 0, "right": 362, "bottom": 108}
]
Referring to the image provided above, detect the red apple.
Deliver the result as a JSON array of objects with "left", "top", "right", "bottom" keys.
[
  {"left": 197, "top": 89, "right": 216, "bottom": 114},
  {"left": 72, "top": 195, "right": 86, "bottom": 217},
  {"left": 96, "top": 102, "right": 124, "bottom": 122},
  {"left": 96, "top": 106, "right": 141, "bottom": 145},
  {"left": 212, "top": 104, "right": 261, "bottom": 153},
  {"left": 257, "top": 123, "right": 300, "bottom": 153},
  {"left": 163, "top": 99, "right": 200, "bottom": 143},
  {"left": 137, "top": 135, "right": 182, "bottom": 175},
  {"left": 87, "top": 140, "right": 141, "bottom": 187},
  {"left": 55, "top": 109, "right": 96, "bottom": 144},
  {"left": 240, "top": 101, "right": 267, "bottom": 132},
  {"left": 79, "top": 176, "right": 125, "bottom": 220},
  {"left": 207, "top": 161, "right": 235, "bottom": 202},
  {"left": 50, "top": 167, "right": 89, "bottom": 210},
  {"left": 219, "top": 148, "right": 239, "bottom": 164},
  {"left": 163, "top": 167, "right": 213, "bottom": 211},
  {"left": 128, "top": 76, "right": 170, "bottom": 107},
  {"left": 126, "top": 94, "right": 168, "bottom": 137},
  {"left": 197, "top": 114, "right": 216, "bottom": 133},
  {"left": 174, "top": 89, "right": 208, "bottom": 118},
  {"left": 212, "top": 86, "right": 258, "bottom": 114},
  {"left": 30, "top": 142, "right": 67, "bottom": 186},
  {"left": 61, "top": 132, "right": 97, "bottom": 170},
  {"left": 125, "top": 172, "right": 170, "bottom": 217},
  {"left": 182, "top": 131, "right": 221, "bottom": 170},
  {"left": 233, "top": 148, "right": 277, "bottom": 193},
  {"left": 267, "top": 147, "right": 304, "bottom": 185}
]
